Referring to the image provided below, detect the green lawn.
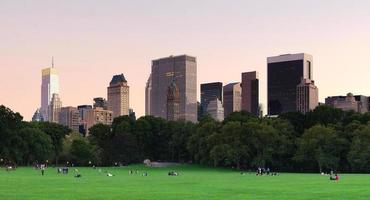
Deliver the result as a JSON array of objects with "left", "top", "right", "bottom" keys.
[{"left": 0, "top": 165, "right": 369, "bottom": 200}]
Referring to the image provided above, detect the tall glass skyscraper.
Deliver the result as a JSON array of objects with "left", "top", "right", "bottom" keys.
[
  {"left": 150, "top": 55, "right": 197, "bottom": 122},
  {"left": 267, "top": 53, "right": 312, "bottom": 115},
  {"left": 41, "top": 64, "right": 59, "bottom": 121}
]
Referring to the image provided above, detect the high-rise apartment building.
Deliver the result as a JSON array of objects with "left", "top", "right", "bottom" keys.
[
  {"left": 59, "top": 106, "right": 79, "bottom": 132},
  {"left": 166, "top": 81, "right": 180, "bottom": 121},
  {"left": 267, "top": 53, "right": 313, "bottom": 115},
  {"left": 86, "top": 107, "right": 113, "bottom": 136},
  {"left": 41, "top": 62, "right": 59, "bottom": 121},
  {"left": 48, "top": 93, "right": 62, "bottom": 123},
  {"left": 223, "top": 82, "right": 242, "bottom": 117},
  {"left": 200, "top": 82, "right": 223, "bottom": 117},
  {"left": 150, "top": 55, "right": 197, "bottom": 122},
  {"left": 107, "top": 74, "right": 129, "bottom": 118},
  {"left": 145, "top": 74, "right": 152, "bottom": 115},
  {"left": 296, "top": 78, "right": 318, "bottom": 114},
  {"left": 241, "top": 71, "right": 259, "bottom": 116},
  {"left": 206, "top": 99, "right": 224, "bottom": 121}
]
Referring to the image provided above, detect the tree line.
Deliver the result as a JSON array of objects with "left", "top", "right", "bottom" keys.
[{"left": 0, "top": 105, "right": 369, "bottom": 172}]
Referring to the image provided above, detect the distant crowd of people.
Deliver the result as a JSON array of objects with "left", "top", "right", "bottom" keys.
[{"left": 256, "top": 167, "right": 278, "bottom": 176}]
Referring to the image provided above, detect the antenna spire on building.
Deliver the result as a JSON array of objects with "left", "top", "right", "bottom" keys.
[{"left": 51, "top": 56, "right": 54, "bottom": 68}]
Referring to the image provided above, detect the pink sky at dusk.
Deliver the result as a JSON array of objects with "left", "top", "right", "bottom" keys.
[{"left": 0, "top": 0, "right": 370, "bottom": 120}]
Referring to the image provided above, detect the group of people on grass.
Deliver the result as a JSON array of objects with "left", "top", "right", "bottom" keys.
[
  {"left": 256, "top": 167, "right": 278, "bottom": 176},
  {"left": 321, "top": 170, "right": 340, "bottom": 182}
]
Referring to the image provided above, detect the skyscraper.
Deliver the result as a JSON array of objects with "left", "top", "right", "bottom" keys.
[
  {"left": 223, "top": 82, "right": 242, "bottom": 117},
  {"left": 107, "top": 74, "right": 129, "bottom": 118},
  {"left": 200, "top": 82, "right": 223, "bottom": 117},
  {"left": 40, "top": 60, "right": 59, "bottom": 121},
  {"left": 267, "top": 53, "right": 313, "bottom": 115},
  {"left": 150, "top": 55, "right": 197, "bottom": 122},
  {"left": 48, "top": 93, "right": 62, "bottom": 123},
  {"left": 59, "top": 106, "right": 80, "bottom": 133},
  {"left": 145, "top": 74, "right": 152, "bottom": 116},
  {"left": 166, "top": 81, "right": 180, "bottom": 121},
  {"left": 296, "top": 78, "right": 318, "bottom": 114},
  {"left": 241, "top": 71, "right": 259, "bottom": 116}
]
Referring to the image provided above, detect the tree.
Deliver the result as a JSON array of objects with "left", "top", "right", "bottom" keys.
[
  {"left": 0, "top": 105, "right": 23, "bottom": 164},
  {"left": 17, "top": 127, "right": 53, "bottom": 165},
  {"left": 188, "top": 120, "right": 219, "bottom": 165},
  {"left": 209, "top": 121, "right": 250, "bottom": 169},
  {"left": 305, "top": 105, "right": 343, "bottom": 127},
  {"left": 34, "top": 122, "right": 71, "bottom": 165},
  {"left": 70, "top": 139, "right": 97, "bottom": 166},
  {"left": 295, "top": 125, "right": 344, "bottom": 172},
  {"left": 347, "top": 124, "right": 370, "bottom": 172}
]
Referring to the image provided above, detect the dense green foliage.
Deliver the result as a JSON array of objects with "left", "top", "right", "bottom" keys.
[
  {"left": 0, "top": 165, "right": 369, "bottom": 200},
  {"left": 1, "top": 105, "right": 370, "bottom": 172}
]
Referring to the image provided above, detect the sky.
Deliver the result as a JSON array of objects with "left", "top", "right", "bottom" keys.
[{"left": 0, "top": 0, "right": 370, "bottom": 121}]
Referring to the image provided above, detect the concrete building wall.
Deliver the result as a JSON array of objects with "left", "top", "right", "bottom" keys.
[{"left": 59, "top": 106, "right": 79, "bottom": 133}]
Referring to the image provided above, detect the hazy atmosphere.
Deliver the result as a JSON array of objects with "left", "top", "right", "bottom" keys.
[{"left": 1, "top": 0, "right": 370, "bottom": 120}]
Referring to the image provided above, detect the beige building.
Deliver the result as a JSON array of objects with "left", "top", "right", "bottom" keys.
[
  {"left": 325, "top": 93, "right": 368, "bottom": 113},
  {"left": 48, "top": 93, "right": 62, "bottom": 123},
  {"left": 85, "top": 107, "right": 113, "bottom": 136},
  {"left": 59, "top": 106, "right": 79, "bottom": 133},
  {"left": 107, "top": 74, "right": 129, "bottom": 119},
  {"left": 296, "top": 78, "right": 319, "bottom": 113},
  {"left": 223, "top": 82, "right": 242, "bottom": 117}
]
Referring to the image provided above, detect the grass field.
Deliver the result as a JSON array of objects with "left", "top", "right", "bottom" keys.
[{"left": 0, "top": 165, "right": 369, "bottom": 200}]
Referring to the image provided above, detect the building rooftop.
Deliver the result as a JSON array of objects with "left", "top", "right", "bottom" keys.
[{"left": 110, "top": 74, "right": 127, "bottom": 85}]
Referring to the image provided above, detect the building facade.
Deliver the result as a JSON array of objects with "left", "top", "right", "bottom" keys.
[
  {"left": 41, "top": 66, "right": 59, "bottom": 121},
  {"left": 325, "top": 93, "right": 368, "bottom": 113},
  {"left": 296, "top": 78, "right": 319, "bottom": 114},
  {"left": 145, "top": 74, "right": 152, "bottom": 115},
  {"left": 93, "top": 97, "right": 107, "bottom": 109},
  {"left": 85, "top": 107, "right": 113, "bottom": 136},
  {"left": 31, "top": 109, "right": 44, "bottom": 122},
  {"left": 77, "top": 105, "right": 92, "bottom": 136},
  {"left": 206, "top": 99, "right": 224, "bottom": 121},
  {"left": 200, "top": 82, "right": 223, "bottom": 117},
  {"left": 107, "top": 74, "right": 129, "bottom": 118},
  {"left": 150, "top": 55, "right": 197, "bottom": 122},
  {"left": 267, "top": 53, "right": 313, "bottom": 115},
  {"left": 166, "top": 81, "right": 180, "bottom": 121},
  {"left": 59, "top": 106, "right": 80, "bottom": 133},
  {"left": 241, "top": 71, "right": 259, "bottom": 116},
  {"left": 48, "top": 93, "right": 62, "bottom": 123},
  {"left": 223, "top": 82, "right": 242, "bottom": 117}
]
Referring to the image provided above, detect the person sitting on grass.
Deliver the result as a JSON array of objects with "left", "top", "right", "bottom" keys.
[
  {"left": 107, "top": 173, "right": 114, "bottom": 177},
  {"left": 330, "top": 173, "right": 339, "bottom": 181}
]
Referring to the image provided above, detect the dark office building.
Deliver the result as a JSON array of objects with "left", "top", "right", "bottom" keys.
[
  {"left": 200, "top": 82, "right": 223, "bottom": 116},
  {"left": 267, "top": 53, "right": 313, "bottom": 115}
]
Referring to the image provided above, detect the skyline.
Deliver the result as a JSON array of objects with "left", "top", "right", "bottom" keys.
[{"left": 1, "top": 0, "right": 370, "bottom": 120}]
